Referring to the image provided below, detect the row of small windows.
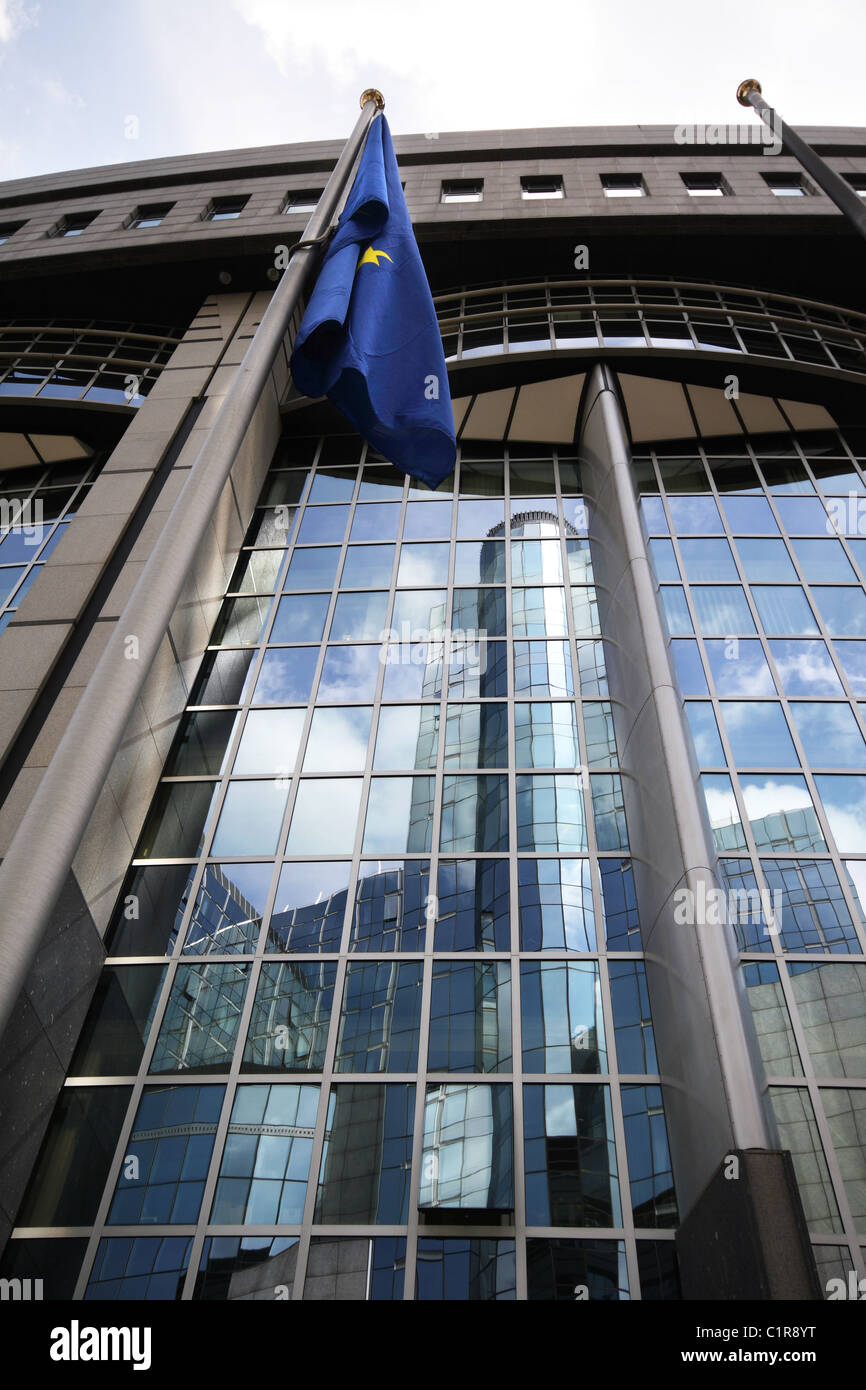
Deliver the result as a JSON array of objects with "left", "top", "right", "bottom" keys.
[
  {"left": 3, "top": 167, "right": 865, "bottom": 246},
  {"left": 0, "top": 190, "right": 327, "bottom": 244},
  {"left": 442, "top": 173, "right": 866, "bottom": 201}
]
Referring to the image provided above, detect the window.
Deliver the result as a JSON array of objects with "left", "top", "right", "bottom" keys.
[
  {"left": 601, "top": 174, "right": 645, "bottom": 198},
  {"left": 49, "top": 211, "right": 98, "bottom": 237},
  {"left": 763, "top": 173, "right": 811, "bottom": 197},
  {"left": 127, "top": 203, "right": 173, "bottom": 229},
  {"left": 844, "top": 174, "right": 866, "bottom": 197},
  {"left": 203, "top": 195, "right": 249, "bottom": 221},
  {"left": 520, "top": 175, "right": 564, "bottom": 199},
  {"left": 0, "top": 221, "right": 24, "bottom": 243},
  {"left": 441, "top": 179, "right": 483, "bottom": 203},
  {"left": 681, "top": 173, "right": 729, "bottom": 197},
  {"left": 282, "top": 189, "right": 323, "bottom": 214}
]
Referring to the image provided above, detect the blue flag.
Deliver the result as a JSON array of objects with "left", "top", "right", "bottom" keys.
[{"left": 290, "top": 115, "right": 456, "bottom": 488}]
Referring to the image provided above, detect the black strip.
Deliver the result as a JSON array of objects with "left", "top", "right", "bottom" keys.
[{"left": 0, "top": 397, "right": 206, "bottom": 803}]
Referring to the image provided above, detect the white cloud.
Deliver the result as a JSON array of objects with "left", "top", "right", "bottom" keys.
[
  {"left": 40, "top": 76, "right": 85, "bottom": 109},
  {"left": 0, "top": 0, "right": 37, "bottom": 43}
]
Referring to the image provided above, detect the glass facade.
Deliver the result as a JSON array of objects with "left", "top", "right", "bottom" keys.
[
  {"left": 644, "top": 427, "right": 866, "bottom": 1278},
  {"left": 7, "top": 433, "right": 678, "bottom": 1299}
]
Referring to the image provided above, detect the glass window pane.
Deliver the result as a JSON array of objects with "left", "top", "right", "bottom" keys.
[
  {"left": 739, "top": 774, "right": 826, "bottom": 853},
  {"left": 373, "top": 704, "right": 439, "bottom": 769},
  {"left": 182, "top": 862, "right": 273, "bottom": 955},
  {"left": 521, "top": 961, "right": 606, "bottom": 1073},
  {"left": 514, "top": 702, "right": 579, "bottom": 766},
  {"left": 788, "top": 963, "right": 866, "bottom": 1077},
  {"left": 454, "top": 540, "right": 505, "bottom": 584},
  {"left": 329, "top": 591, "right": 389, "bottom": 640},
  {"left": 106, "top": 864, "right": 197, "bottom": 956},
  {"left": 721, "top": 496, "right": 779, "bottom": 533},
  {"left": 340, "top": 544, "right": 395, "bottom": 587},
  {"left": 149, "top": 963, "right": 249, "bottom": 1073},
  {"left": 621, "top": 1084, "right": 678, "bottom": 1227},
  {"left": 518, "top": 859, "right": 595, "bottom": 951},
  {"left": 523, "top": 1084, "right": 620, "bottom": 1226},
  {"left": 741, "top": 962, "right": 802, "bottom": 1078},
  {"left": 691, "top": 586, "right": 756, "bottom": 635},
  {"left": 705, "top": 640, "right": 775, "bottom": 696},
  {"left": 303, "top": 706, "right": 372, "bottom": 771},
  {"left": 335, "top": 962, "right": 423, "bottom": 1072},
  {"left": 267, "top": 862, "right": 350, "bottom": 952},
  {"left": 440, "top": 774, "right": 508, "bottom": 851},
  {"left": 211, "top": 780, "right": 289, "bottom": 856},
  {"left": 679, "top": 538, "right": 737, "bottom": 582},
  {"left": 296, "top": 505, "right": 349, "bottom": 545},
  {"left": 812, "top": 587, "right": 866, "bottom": 636},
  {"left": 271, "top": 593, "right": 330, "bottom": 643},
  {"left": 701, "top": 773, "right": 746, "bottom": 851},
  {"left": 512, "top": 586, "right": 568, "bottom": 636},
  {"left": 444, "top": 703, "right": 508, "bottom": 767},
  {"left": 790, "top": 538, "right": 856, "bottom": 583},
  {"left": 363, "top": 777, "right": 434, "bottom": 853},
  {"left": 416, "top": 1238, "right": 516, "bottom": 1301},
  {"left": 251, "top": 648, "right": 318, "bottom": 704},
  {"left": 751, "top": 586, "right": 819, "bottom": 635},
  {"left": 659, "top": 587, "right": 693, "bottom": 636},
  {"left": 768, "top": 640, "right": 844, "bottom": 696},
  {"left": 232, "top": 709, "right": 304, "bottom": 776},
  {"left": 833, "top": 641, "right": 866, "bottom": 695},
  {"left": 107, "top": 1085, "right": 224, "bottom": 1227},
  {"left": 382, "top": 641, "right": 444, "bottom": 699},
  {"left": 457, "top": 499, "right": 505, "bottom": 536},
  {"left": 447, "top": 637, "right": 507, "bottom": 697},
  {"left": 138, "top": 781, "right": 220, "bottom": 858},
  {"left": 516, "top": 774, "right": 586, "bottom": 851},
  {"left": 403, "top": 501, "right": 452, "bottom": 539},
  {"left": 420, "top": 1083, "right": 513, "bottom": 1210},
  {"left": 68, "top": 965, "right": 165, "bottom": 1075},
  {"left": 350, "top": 504, "right": 400, "bottom": 540},
  {"left": 813, "top": 775, "right": 866, "bottom": 852},
  {"left": 684, "top": 702, "right": 725, "bottom": 764},
  {"left": 349, "top": 861, "right": 429, "bottom": 952},
  {"left": 391, "top": 589, "right": 447, "bottom": 637},
  {"left": 429, "top": 962, "right": 511, "bottom": 1072},
  {"left": 609, "top": 961, "right": 657, "bottom": 1072},
  {"left": 211, "top": 1083, "right": 318, "bottom": 1224},
  {"left": 720, "top": 701, "right": 798, "bottom": 766},
  {"left": 734, "top": 538, "right": 797, "bottom": 583},
  {"left": 283, "top": 547, "right": 341, "bottom": 590},
  {"left": 513, "top": 640, "right": 574, "bottom": 697},
  {"left": 452, "top": 587, "right": 507, "bottom": 636},
  {"left": 397, "top": 542, "right": 450, "bottom": 587},
  {"left": 286, "top": 779, "right": 362, "bottom": 854},
  {"left": 434, "top": 860, "right": 510, "bottom": 951},
  {"left": 788, "top": 703, "right": 866, "bottom": 769},
  {"left": 164, "top": 711, "right": 237, "bottom": 776},
  {"left": 316, "top": 645, "right": 381, "bottom": 701},
  {"left": 767, "top": 1087, "right": 841, "bottom": 1232},
  {"left": 190, "top": 648, "right": 257, "bottom": 706},
  {"left": 667, "top": 496, "right": 723, "bottom": 533},
  {"left": 316, "top": 1083, "right": 414, "bottom": 1223},
  {"left": 648, "top": 538, "right": 680, "bottom": 581}
]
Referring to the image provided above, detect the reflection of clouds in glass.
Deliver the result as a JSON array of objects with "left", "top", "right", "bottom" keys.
[
  {"left": 274, "top": 862, "right": 351, "bottom": 913},
  {"left": 398, "top": 544, "right": 450, "bottom": 587},
  {"left": 304, "top": 707, "right": 372, "bottom": 771},
  {"left": 740, "top": 777, "right": 815, "bottom": 822},
  {"left": 815, "top": 776, "right": 866, "bottom": 854},
  {"left": 317, "top": 646, "right": 380, "bottom": 701},
  {"left": 832, "top": 640, "right": 866, "bottom": 696},
  {"left": 706, "top": 642, "right": 775, "bottom": 696},
  {"left": 287, "top": 779, "right": 362, "bottom": 854},
  {"left": 234, "top": 709, "right": 305, "bottom": 775},
  {"left": 770, "top": 641, "right": 843, "bottom": 696},
  {"left": 701, "top": 776, "right": 741, "bottom": 829}
]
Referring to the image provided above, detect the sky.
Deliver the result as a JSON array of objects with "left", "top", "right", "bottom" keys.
[{"left": 0, "top": 0, "right": 865, "bottom": 181}]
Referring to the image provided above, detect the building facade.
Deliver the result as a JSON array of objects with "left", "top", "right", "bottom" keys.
[{"left": 1, "top": 120, "right": 866, "bottom": 1300}]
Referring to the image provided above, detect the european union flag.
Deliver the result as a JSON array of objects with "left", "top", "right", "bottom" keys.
[{"left": 290, "top": 115, "right": 456, "bottom": 488}]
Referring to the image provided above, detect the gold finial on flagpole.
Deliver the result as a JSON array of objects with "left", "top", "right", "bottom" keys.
[
  {"left": 360, "top": 89, "right": 386, "bottom": 110},
  {"left": 737, "top": 78, "right": 762, "bottom": 106}
]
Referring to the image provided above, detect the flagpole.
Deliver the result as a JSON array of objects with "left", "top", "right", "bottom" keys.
[
  {"left": 737, "top": 78, "right": 866, "bottom": 242},
  {"left": 0, "top": 90, "right": 385, "bottom": 1045}
]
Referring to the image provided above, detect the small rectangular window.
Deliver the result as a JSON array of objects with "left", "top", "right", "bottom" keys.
[
  {"left": 520, "top": 175, "right": 564, "bottom": 200},
  {"left": 127, "top": 202, "right": 174, "bottom": 229},
  {"left": 844, "top": 174, "right": 866, "bottom": 197},
  {"left": 282, "top": 189, "right": 323, "bottom": 214},
  {"left": 763, "top": 173, "right": 811, "bottom": 197},
  {"left": 49, "top": 211, "right": 98, "bottom": 238},
  {"left": 601, "top": 174, "right": 645, "bottom": 198},
  {"left": 203, "top": 195, "right": 249, "bottom": 221},
  {"left": 681, "top": 173, "right": 729, "bottom": 197},
  {"left": 441, "top": 179, "right": 483, "bottom": 203},
  {"left": 0, "top": 221, "right": 24, "bottom": 244}
]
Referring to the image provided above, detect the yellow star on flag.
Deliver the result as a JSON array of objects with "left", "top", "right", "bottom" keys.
[{"left": 358, "top": 245, "right": 393, "bottom": 268}]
